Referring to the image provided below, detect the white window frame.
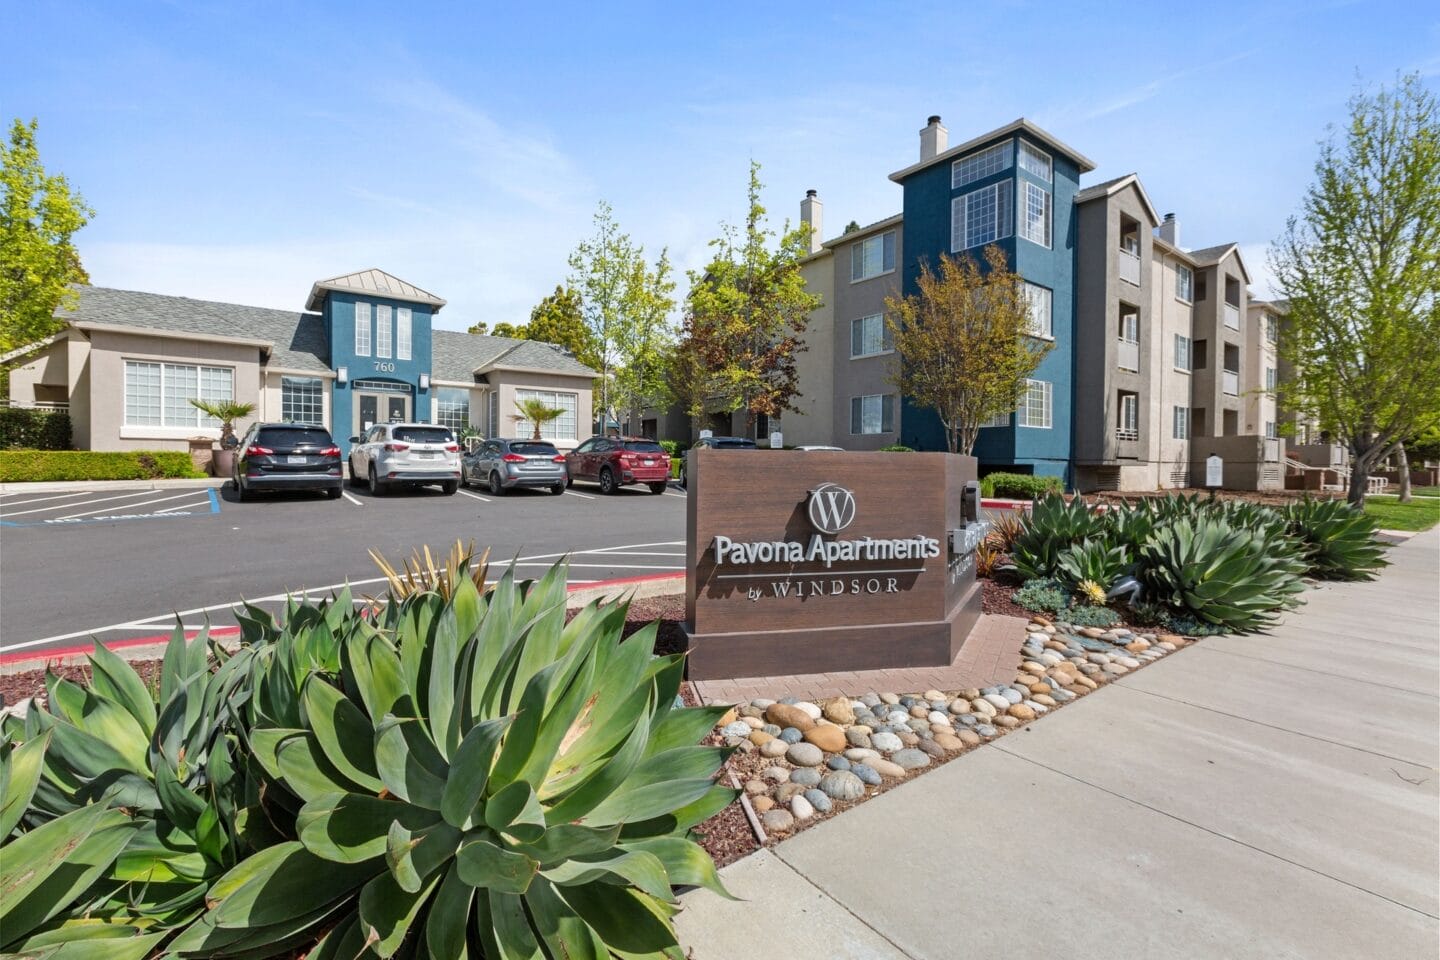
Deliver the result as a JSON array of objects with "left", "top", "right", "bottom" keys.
[
  {"left": 514, "top": 388, "right": 578, "bottom": 441},
  {"left": 354, "top": 301, "right": 371, "bottom": 357},
  {"left": 1175, "top": 264, "right": 1194, "bottom": 303},
  {"left": 1173, "top": 406, "right": 1190, "bottom": 440},
  {"left": 951, "top": 141, "right": 1012, "bottom": 189},
  {"left": 951, "top": 181, "right": 1013, "bottom": 252},
  {"left": 434, "top": 387, "right": 470, "bottom": 433},
  {"left": 849, "top": 394, "right": 895, "bottom": 435},
  {"left": 123, "top": 360, "right": 234, "bottom": 428},
  {"left": 1118, "top": 393, "right": 1139, "bottom": 440},
  {"left": 1266, "top": 314, "right": 1279, "bottom": 343},
  {"left": 375, "top": 303, "right": 392, "bottom": 359},
  {"left": 1174, "top": 334, "right": 1192, "bottom": 373},
  {"left": 850, "top": 313, "right": 892, "bottom": 358},
  {"left": 1119, "top": 311, "right": 1139, "bottom": 343},
  {"left": 849, "top": 231, "right": 896, "bottom": 283},
  {"left": 983, "top": 409, "right": 1012, "bottom": 429},
  {"left": 1019, "top": 181, "right": 1051, "bottom": 248},
  {"left": 1019, "top": 379, "right": 1052, "bottom": 429},
  {"left": 396, "top": 307, "right": 412, "bottom": 361},
  {"left": 1266, "top": 420, "right": 1278, "bottom": 439},
  {"left": 280, "top": 376, "right": 325, "bottom": 425},
  {"left": 1024, "top": 282, "right": 1053, "bottom": 339},
  {"left": 1265, "top": 366, "right": 1277, "bottom": 392},
  {"left": 1017, "top": 140, "right": 1052, "bottom": 183}
]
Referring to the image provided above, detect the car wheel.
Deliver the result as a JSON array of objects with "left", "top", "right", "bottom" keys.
[
  {"left": 680, "top": 467, "right": 688, "bottom": 489},
  {"left": 441, "top": 480, "right": 459, "bottom": 496},
  {"left": 648, "top": 482, "right": 667, "bottom": 495},
  {"left": 326, "top": 486, "right": 342, "bottom": 500},
  {"left": 236, "top": 478, "right": 250, "bottom": 502},
  {"left": 489, "top": 472, "right": 505, "bottom": 496},
  {"left": 348, "top": 460, "right": 362, "bottom": 487},
  {"left": 598, "top": 468, "right": 617, "bottom": 495},
  {"left": 565, "top": 474, "right": 573, "bottom": 488},
  {"left": 551, "top": 482, "right": 565, "bottom": 496},
  {"left": 369, "top": 466, "right": 386, "bottom": 496}
]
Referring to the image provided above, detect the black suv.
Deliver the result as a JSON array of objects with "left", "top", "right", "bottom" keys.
[
  {"left": 233, "top": 423, "right": 343, "bottom": 501},
  {"left": 679, "top": 435, "right": 758, "bottom": 488}
]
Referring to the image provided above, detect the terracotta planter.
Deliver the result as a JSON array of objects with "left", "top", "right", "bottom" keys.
[{"left": 212, "top": 448, "right": 236, "bottom": 479}]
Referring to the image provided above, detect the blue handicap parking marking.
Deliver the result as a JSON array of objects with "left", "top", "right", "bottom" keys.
[{"left": 0, "top": 487, "right": 221, "bottom": 528}]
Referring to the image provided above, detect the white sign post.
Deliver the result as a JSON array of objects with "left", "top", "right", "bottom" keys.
[
  {"left": 769, "top": 431, "right": 784, "bottom": 449},
  {"left": 1205, "top": 454, "right": 1224, "bottom": 489},
  {"left": 699, "top": 429, "right": 713, "bottom": 440}
]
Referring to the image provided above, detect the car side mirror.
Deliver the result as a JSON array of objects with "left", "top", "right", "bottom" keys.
[{"left": 348, "top": 436, "right": 360, "bottom": 444}]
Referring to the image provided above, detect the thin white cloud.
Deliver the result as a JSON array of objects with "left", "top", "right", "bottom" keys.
[{"left": 1045, "top": 50, "right": 1260, "bottom": 125}]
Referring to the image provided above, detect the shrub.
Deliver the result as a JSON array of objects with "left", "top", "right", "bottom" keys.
[
  {"left": 1057, "top": 604, "right": 1122, "bottom": 628},
  {"left": 878, "top": 444, "right": 914, "bottom": 452},
  {"left": 987, "top": 510, "right": 1026, "bottom": 550},
  {"left": 1286, "top": 497, "right": 1388, "bottom": 580},
  {"left": 0, "top": 407, "right": 71, "bottom": 450},
  {"left": 1054, "top": 538, "right": 1130, "bottom": 593},
  {"left": 1126, "top": 601, "right": 1174, "bottom": 628},
  {"left": 1013, "top": 578, "right": 1069, "bottom": 615},
  {"left": 1008, "top": 493, "right": 1106, "bottom": 580},
  {"left": 974, "top": 539, "right": 1001, "bottom": 578},
  {"left": 980, "top": 472, "right": 1063, "bottom": 500},
  {"left": 1137, "top": 518, "right": 1306, "bottom": 632},
  {"left": 0, "top": 449, "right": 203, "bottom": 482},
  {"left": 1166, "top": 613, "right": 1229, "bottom": 637},
  {"left": 659, "top": 439, "right": 682, "bottom": 457}
]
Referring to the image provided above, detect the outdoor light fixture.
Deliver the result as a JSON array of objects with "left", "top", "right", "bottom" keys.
[
  {"left": 337, "top": 366, "right": 348, "bottom": 386},
  {"left": 420, "top": 373, "right": 431, "bottom": 390}
]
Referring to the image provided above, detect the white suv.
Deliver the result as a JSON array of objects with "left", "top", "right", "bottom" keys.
[{"left": 348, "top": 422, "right": 461, "bottom": 496}]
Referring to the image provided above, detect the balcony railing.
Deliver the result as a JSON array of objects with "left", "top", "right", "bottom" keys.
[
  {"left": 1264, "top": 438, "right": 1281, "bottom": 462},
  {"left": 1117, "top": 338, "right": 1139, "bottom": 371},
  {"left": 0, "top": 400, "right": 69, "bottom": 413},
  {"left": 1116, "top": 426, "right": 1139, "bottom": 442},
  {"left": 1118, "top": 249, "right": 1141, "bottom": 285},
  {"left": 1223, "top": 369, "right": 1239, "bottom": 395},
  {"left": 1224, "top": 303, "right": 1240, "bottom": 329}
]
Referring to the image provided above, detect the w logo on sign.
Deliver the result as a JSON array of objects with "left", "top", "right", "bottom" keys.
[{"left": 807, "top": 483, "right": 857, "bottom": 534}]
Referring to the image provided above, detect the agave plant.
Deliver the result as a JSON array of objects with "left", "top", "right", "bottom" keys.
[
  {"left": 1286, "top": 497, "right": 1388, "bottom": 580},
  {"left": 1008, "top": 493, "right": 1107, "bottom": 580},
  {"left": 1137, "top": 518, "right": 1306, "bottom": 631},
  {"left": 175, "top": 560, "right": 734, "bottom": 959},
  {"left": 1102, "top": 501, "right": 1156, "bottom": 551},
  {"left": 1053, "top": 538, "right": 1130, "bottom": 595}
]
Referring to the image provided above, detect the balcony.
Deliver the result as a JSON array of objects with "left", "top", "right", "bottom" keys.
[
  {"left": 1118, "top": 249, "right": 1141, "bottom": 286},
  {"left": 1117, "top": 338, "right": 1139, "bottom": 372},
  {"left": 1224, "top": 302, "right": 1240, "bottom": 330},
  {"left": 1264, "top": 438, "right": 1281, "bottom": 462},
  {"left": 0, "top": 399, "right": 69, "bottom": 413},
  {"left": 1223, "top": 369, "right": 1240, "bottom": 395},
  {"left": 1116, "top": 426, "right": 1139, "bottom": 442}
]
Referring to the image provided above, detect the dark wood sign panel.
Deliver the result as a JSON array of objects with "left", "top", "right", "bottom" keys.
[{"left": 684, "top": 449, "right": 985, "bottom": 679}]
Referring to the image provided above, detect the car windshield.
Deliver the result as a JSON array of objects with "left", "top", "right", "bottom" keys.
[
  {"left": 623, "top": 441, "right": 664, "bottom": 453},
  {"left": 394, "top": 426, "right": 453, "bottom": 444},
  {"left": 257, "top": 427, "right": 332, "bottom": 447},
  {"left": 510, "top": 442, "right": 558, "bottom": 456}
]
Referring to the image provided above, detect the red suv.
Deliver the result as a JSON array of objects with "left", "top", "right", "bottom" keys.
[{"left": 565, "top": 436, "right": 671, "bottom": 494}]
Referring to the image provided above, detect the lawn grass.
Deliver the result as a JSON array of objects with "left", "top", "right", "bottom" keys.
[{"left": 1364, "top": 496, "right": 1440, "bottom": 531}]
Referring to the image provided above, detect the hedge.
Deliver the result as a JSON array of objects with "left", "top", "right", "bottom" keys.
[
  {"left": 0, "top": 450, "right": 205, "bottom": 482},
  {"left": 981, "top": 471, "right": 1063, "bottom": 500},
  {"left": 0, "top": 408, "right": 72, "bottom": 450},
  {"left": 878, "top": 444, "right": 915, "bottom": 452}
]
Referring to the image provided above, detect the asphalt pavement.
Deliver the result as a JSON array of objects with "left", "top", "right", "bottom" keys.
[{"left": 0, "top": 478, "right": 688, "bottom": 655}]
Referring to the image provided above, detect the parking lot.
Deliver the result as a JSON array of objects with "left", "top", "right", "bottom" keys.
[{"left": 0, "top": 478, "right": 689, "bottom": 658}]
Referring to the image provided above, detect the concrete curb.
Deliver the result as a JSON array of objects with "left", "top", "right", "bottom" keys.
[{"left": 0, "top": 477, "right": 226, "bottom": 495}]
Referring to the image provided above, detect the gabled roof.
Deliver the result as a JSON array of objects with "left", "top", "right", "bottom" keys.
[
  {"left": 306, "top": 269, "right": 447, "bottom": 312},
  {"left": 1187, "top": 243, "right": 1252, "bottom": 283},
  {"left": 57, "top": 286, "right": 332, "bottom": 373},
  {"left": 430, "top": 331, "right": 597, "bottom": 382},
  {"left": 1151, "top": 235, "right": 1198, "bottom": 265},
  {"left": 822, "top": 212, "right": 904, "bottom": 250},
  {"left": 889, "top": 117, "right": 1097, "bottom": 183},
  {"left": 1073, "top": 172, "right": 1160, "bottom": 225}
]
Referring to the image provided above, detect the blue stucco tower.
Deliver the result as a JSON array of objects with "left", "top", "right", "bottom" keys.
[{"left": 890, "top": 118, "right": 1095, "bottom": 487}]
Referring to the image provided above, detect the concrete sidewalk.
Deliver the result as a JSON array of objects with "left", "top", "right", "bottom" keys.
[{"left": 677, "top": 529, "right": 1440, "bottom": 959}]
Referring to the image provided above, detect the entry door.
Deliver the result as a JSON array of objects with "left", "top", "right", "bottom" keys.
[
  {"left": 358, "top": 395, "right": 379, "bottom": 434},
  {"left": 387, "top": 395, "right": 409, "bottom": 423}
]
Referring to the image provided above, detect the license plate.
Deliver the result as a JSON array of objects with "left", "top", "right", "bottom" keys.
[
  {"left": 287, "top": 455, "right": 306, "bottom": 465},
  {"left": 643, "top": 460, "right": 654, "bottom": 466},
  {"left": 417, "top": 452, "right": 438, "bottom": 459}
]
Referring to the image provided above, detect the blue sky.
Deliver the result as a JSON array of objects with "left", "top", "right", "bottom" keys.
[{"left": 3, "top": 1, "right": 1434, "bottom": 329}]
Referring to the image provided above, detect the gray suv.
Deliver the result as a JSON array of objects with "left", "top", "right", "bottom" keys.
[
  {"left": 348, "top": 422, "right": 461, "bottom": 496},
  {"left": 463, "top": 439, "right": 567, "bottom": 496}
]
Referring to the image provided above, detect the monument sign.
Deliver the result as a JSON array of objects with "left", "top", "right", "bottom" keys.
[{"left": 684, "top": 449, "right": 987, "bottom": 679}]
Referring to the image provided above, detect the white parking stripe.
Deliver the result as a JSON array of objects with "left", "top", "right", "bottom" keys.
[
  {"left": 155, "top": 500, "right": 211, "bottom": 514},
  {"left": 55, "top": 491, "right": 201, "bottom": 520},
  {"left": 458, "top": 490, "right": 491, "bottom": 503},
  {"left": 662, "top": 490, "right": 687, "bottom": 498},
  {"left": 586, "top": 551, "right": 686, "bottom": 557},
  {"left": 342, "top": 491, "right": 363, "bottom": 506},
  {"left": 587, "top": 540, "right": 685, "bottom": 552},
  {"left": 1, "top": 488, "right": 162, "bottom": 518},
  {"left": 0, "top": 491, "right": 89, "bottom": 508},
  {"left": 563, "top": 490, "right": 596, "bottom": 500}
]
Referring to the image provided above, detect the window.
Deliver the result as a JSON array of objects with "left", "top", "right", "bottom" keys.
[
  {"left": 123, "top": 360, "right": 233, "bottom": 428},
  {"left": 515, "top": 389, "right": 578, "bottom": 440},
  {"left": 1118, "top": 393, "right": 1139, "bottom": 441},
  {"left": 1024, "top": 283, "right": 1052, "bottom": 338},
  {"left": 1019, "top": 181, "right": 1051, "bottom": 247},
  {"left": 1119, "top": 312, "right": 1139, "bottom": 343},
  {"left": 354, "top": 301, "right": 371, "bottom": 356},
  {"left": 984, "top": 409, "right": 1012, "bottom": 428},
  {"left": 1266, "top": 420, "right": 1278, "bottom": 439},
  {"left": 1017, "top": 140, "right": 1052, "bottom": 183},
  {"left": 849, "top": 394, "right": 894, "bottom": 435},
  {"left": 488, "top": 392, "right": 498, "bottom": 437},
  {"left": 850, "top": 231, "right": 896, "bottom": 282},
  {"left": 1174, "top": 334, "right": 1192, "bottom": 372},
  {"left": 1173, "top": 406, "right": 1190, "bottom": 440},
  {"left": 1019, "top": 379, "right": 1052, "bottom": 429},
  {"left": 951, "top": 181, "right": 1013, "bottom": 251},
  {"left": 1176, "top": 264, "right": 1193, "bottom": 302},
  {"left": 397, "top": 307, "right": 412, "bottom": 360},
  {"left": 281, "top": 376, "right": 324, "bottom": 424},
  {"left": 1266, "top": 314, "right": 1278, "bottom": 343},
  {"left": 1265, "top": 367, "right": 1277, "bottom": 392},
  {"left": 375, "top": 304, "right": 392, "bottom": 358},
  {"left": 951, "top": 141, "right": 1012, "bottom": 188},
  {"left": 850, "top": 314, "right": 892, "bottom": 357},
  {"left": 435, "top": 387, "right": 470, "bottom": 433}
]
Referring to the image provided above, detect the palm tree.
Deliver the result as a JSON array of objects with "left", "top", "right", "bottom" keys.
[
  {"left": 512, "top": 398, "right": 566, "bottom": 440},
  {"left": 189, "top": 399, "right": 256, "bottom": 448}
]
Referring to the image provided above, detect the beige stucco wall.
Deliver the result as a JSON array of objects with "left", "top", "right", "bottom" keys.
[
  {"left": 7, "top": 339, "right": 70, "bottom": 405},
  {"left": 259, "top": 370, "right": 335, "bottom": 430},
  {"left": 1151, "top": 249, "right": 1196, "bottom": 488},
  {"left": 483, "top": 369, "right": 593, "bottom": 450},
  {"left": 831, "top": 223, "right": 903, "bottom": 450},
  {"left": 788, "top": 251, "right": 835, "bottom": 446},
  {"left": 1244, "top": 304, "right": 1277, "bottom": 438}
]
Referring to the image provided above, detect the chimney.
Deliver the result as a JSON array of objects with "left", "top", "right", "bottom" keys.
[
  {"left": 920, "top": 115, "right": 948, "bottom": 161},
  {"left": 1159, "top": 212, "right": 1179, "bottom": 247},
  {"left": 800, "top": 189, "right": 823, "bottom": 254}
]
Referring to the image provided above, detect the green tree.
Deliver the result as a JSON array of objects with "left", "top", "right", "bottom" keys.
[
  {"left": 525, "top": 284, "right": 601, "bottom": 370},
  {"left": 1271, "top": 74, "right": 1440, "bottom": 505},
  {"left": 884, "top": 247, "right": 1051, "bottom": 454},
  {"left": 467, "top": 320, "right": 526, "bottom": 338},
  {"left": 684, "top": 162, "right": 819, "bottom": 430},
  {"left": 0, "top": 118, "right": 93, "bottom": 354},
  {"left": 612, "top": 251, "right": 676, "bottom": 432}
]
